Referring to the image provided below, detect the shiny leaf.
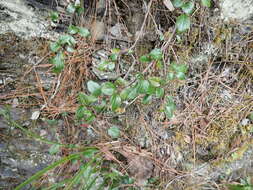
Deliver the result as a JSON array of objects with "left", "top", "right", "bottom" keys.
[
  {"left": 66, "top": 3, "right": 76, "bottom": 13},
  {"left": 51, "top": 51, "right": 65, "bottom": 73},
  {"left": 176, "top": 14, "right": 191, "bottom": 33},
  {"left": 148, "top": 77, "right": 162, "bottom": 87},
  {"left": 182, "top": 2, "right": 195, "bottom": 14},
  {"left": 108, "top": 126, "right": 120, "bottom": 139},
  {"left": 110, "top": 94, "right": 122, "bottom": 111},
  {"left": 50, "top": 42, "right": 61, "bottom": 52},
  {"left": 164, "top": 96, "right": 176, "bottom": 119},
  {"left": 78, "top": 92, "right": 97, "bottom": 105},
  {"left": 50, "top": 12, "right": 59, "bottom": 22},
  {"left": 87, "top": 81, "right": 101, "bottom": 96},
  {"left": 137, "top": 80, "right": 150, "bottom": 94},
  {"left": 140, "top": 55, "right": 151, "bottom": 63},
  {"left": 77, "top": 27, "right": 90, "bottom": 37},
  {"left": 155, "top": 88, "right": 164, "bottom": 98},
  {"left": 149, "top": 48, "right": 163, "bottom": 60},
  {"left": 101, "top": 82, "right": 116, "bottom": 96},
  {"left": 142, "top": 95, "right": 152, "bottom": 104},
  {"left": 68, "top": 25, "right": 79, "bottom": 34},
  {"left": 172, "top": 0, "right": 184, "bottom": 8}
]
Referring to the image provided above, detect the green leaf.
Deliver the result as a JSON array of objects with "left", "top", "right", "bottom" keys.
[
  {"left": 139, "top": 55, "right": 151, "bottom": 63},
  {"left": 167, "top": 72, "right": 175, "bottom": 80},
  {"left": 50, "top": 11, "right": 59, "bottom": 22},
  {"left": 127, "top": 49, "right": 134, "bottom": 54},
  {"left": 50, "top": 42, "right": 61, "bottom": 52},
  {"left": 120, "top": 88, "right": 131, "bottom": 100},
  {"left": 66, "top": 3, "right": 76, "bottom": 13},
  {"left": 201, "top": 0, "right": 211, "bottom": 8},
  {"left": 149, "top": 48, "right": 163, "bottom": 61},
  {"left": 87, "top": 81, "right": 101, "bottom": 97},
  {"left": 82, "top": 148, "right": 99, "bottom": 159},
  {"left": 51, "top": 52, "right": 65, "bottom": 73},
  {"left": 108, "top": 126, "right": 120, "bottom": 139},
  {"left": 78, "top": 92, "right": 97, "bottom": 105},
  {"left": 77, "top": 27, "right": 90, "bottom": 37},
  {"left": 164, "top": 96, "right": 176, "bottom": 119},
  {"left": 94, "top": 99, "right": 106, "bottom": 113},
  {"left": 109, "top": 54, "right": 118, "bottom": 62},
  {"left": 97, "top": 60, "right": 109, "bottom": 71},
  {"left": 49, "top": 144, "right": 60, "bottom": 155},
  {"left": 127, "top": 86, "right": 138, "bottom": 100},
  {"left": 249, "top": 112, "right": 253, "bottom": 121},
  {"left": 101, "top": 82, "right": 116, "bottom": 96},
  {"left": 76, "top": 106, "right": 95, "bottom": 122},
  {"left": 156, "top": 60, "right": 164, "bottom": 69},
  {"left": 142, "top": 95, "right": 152, "bottom": 104},
  {"left": 75, "top": 5, "right": 85, "bottom": 15},
  {"left": 59, "top": 35, "right": 76, "bottom": 46},
  {"left": 227, "top": 184, "right": 252, "bottom": 190},
  {"left": 159, "top": 33, "right": 165, "bottom": 41},
  {"left": 76, "top": 105, "right": 86, "bottom": 120},
  {"left": 146, "top": 84, "right": 156, "bottom": 95},
  {"left": 109, "top": 49, "right": 120, "bottom": 62},
  {"left": 137, "top": 80, "right": 150, "bottom": 94},
  {"left": 182, "top": 2, "right": 195, "bottom": 14},
  {"left": 155, "top": 88, "right": 164, "bottom": 98},
  {"left": 176, "top": 72, "right": 186, "bottom": 80},
  {"left": 97, "top": 61, "right": 115, "bottom": 71},
  {"left": 110, "top": 94, "right": 121, "bottom": 111},
  {"left": 111, "top": 48, "right": 121, "bottom": 54},
  {"left": 176, "top": 14, "right": 191, "bottom": 33},
  {"left": 148, "top": 77, "right": 162, "bottom": 87},
  {"left": 115, "top": 77, "right": 128, "bottom": 86},
  {"left": 68, "top": 25, "right": 79, "bottom": 34},
  {"left": 46, "top": 119, "right": 58, "bottom": 126},
  {"left": 66, "top": 46, "right": 75, "bottom": 53},
  {"left": 107, "top": 62, "right": 115, "bottom": 71},
  {"left": 172, "top": 0, "right": 184, "bottom": 8},
  {"left": 171, "top": 63, "right": 188, "bottom": 73}
]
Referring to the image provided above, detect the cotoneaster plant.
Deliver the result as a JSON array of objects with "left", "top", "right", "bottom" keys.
[
  {"left": 172, "top": 0, "right": 212, "bottom": 32},
  {"left": 75, "top": 47, "right": 188, "bottom": 123}
]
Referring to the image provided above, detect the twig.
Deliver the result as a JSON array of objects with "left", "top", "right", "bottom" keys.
[{"left": 129, "top": 0, "right": 153, "bottom": 50}]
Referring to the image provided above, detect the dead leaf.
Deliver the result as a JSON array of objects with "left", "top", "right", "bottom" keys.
[
  {"left": 91, "top": 21, "right": 105, "bottom": 41},
  {"left": 127, "top": 155, "right": 154, "bottom": 186},
  {"left": 163, "top": 0, "right": 175, "bottom": 11}
]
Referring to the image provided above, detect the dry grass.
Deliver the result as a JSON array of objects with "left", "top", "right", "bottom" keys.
[{"left": 1, "top": 0, "right": 253, "bottom": 189}]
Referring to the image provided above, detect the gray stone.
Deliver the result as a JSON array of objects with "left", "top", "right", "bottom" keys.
[
  {"left": 0, "top": 0, "right": 58, "bottom": 39},
  {"left": 220, "top": 0, "right": 253, "bottom": 22}
]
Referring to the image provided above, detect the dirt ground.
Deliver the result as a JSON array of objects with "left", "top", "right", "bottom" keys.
[{"left": 0, "top": 0, "right": 253, "bottom": 189}]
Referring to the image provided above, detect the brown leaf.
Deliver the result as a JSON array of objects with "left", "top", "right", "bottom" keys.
[
  {"left": 127, "top": 155, "right": 154, "bottom": 186},
  {"left": 163, "top": 0, "right": 175, "bottom": 11}
]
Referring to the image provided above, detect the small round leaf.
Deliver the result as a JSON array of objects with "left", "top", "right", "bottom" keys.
[
  {"left": 172, "top": 0, "right": 184, "bottom": 8},
  {"left": 149, "top": 48, "right": 163, "bottom": 61},
  {"left": 110, "top": 94, "right": 122, "bottom": 111},
  {"left": 176, "top": 14, "right": 191, "bottom": 33},
  {"left": 108, "top": 126, "right": 120, "bottom": 139},
  {"left": 182, "top": 2, "right": 195, "bottom": 15},
  {"left": 101, "top": 82, "right": 116, "bottom": 96},
  {"left": 87, "top": 81, "right": 101, "bottom": 96}
]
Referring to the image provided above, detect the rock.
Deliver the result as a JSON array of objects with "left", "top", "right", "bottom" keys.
[
  {"left": 91, "top": 21, "right": 105, "bottom": 41},
  {"left": 109, "top": 23, "right": 123, "bottom": 38},
  {"left": 0, "top": 0, "right": 58, "bottom": 39},
  {"left": 220, "top": 0, "right": 253, "bottom": 22}
]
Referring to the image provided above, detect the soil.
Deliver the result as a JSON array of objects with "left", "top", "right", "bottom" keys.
[{"left": 0, "top": 0, "right": 253, "bottom": 189}]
